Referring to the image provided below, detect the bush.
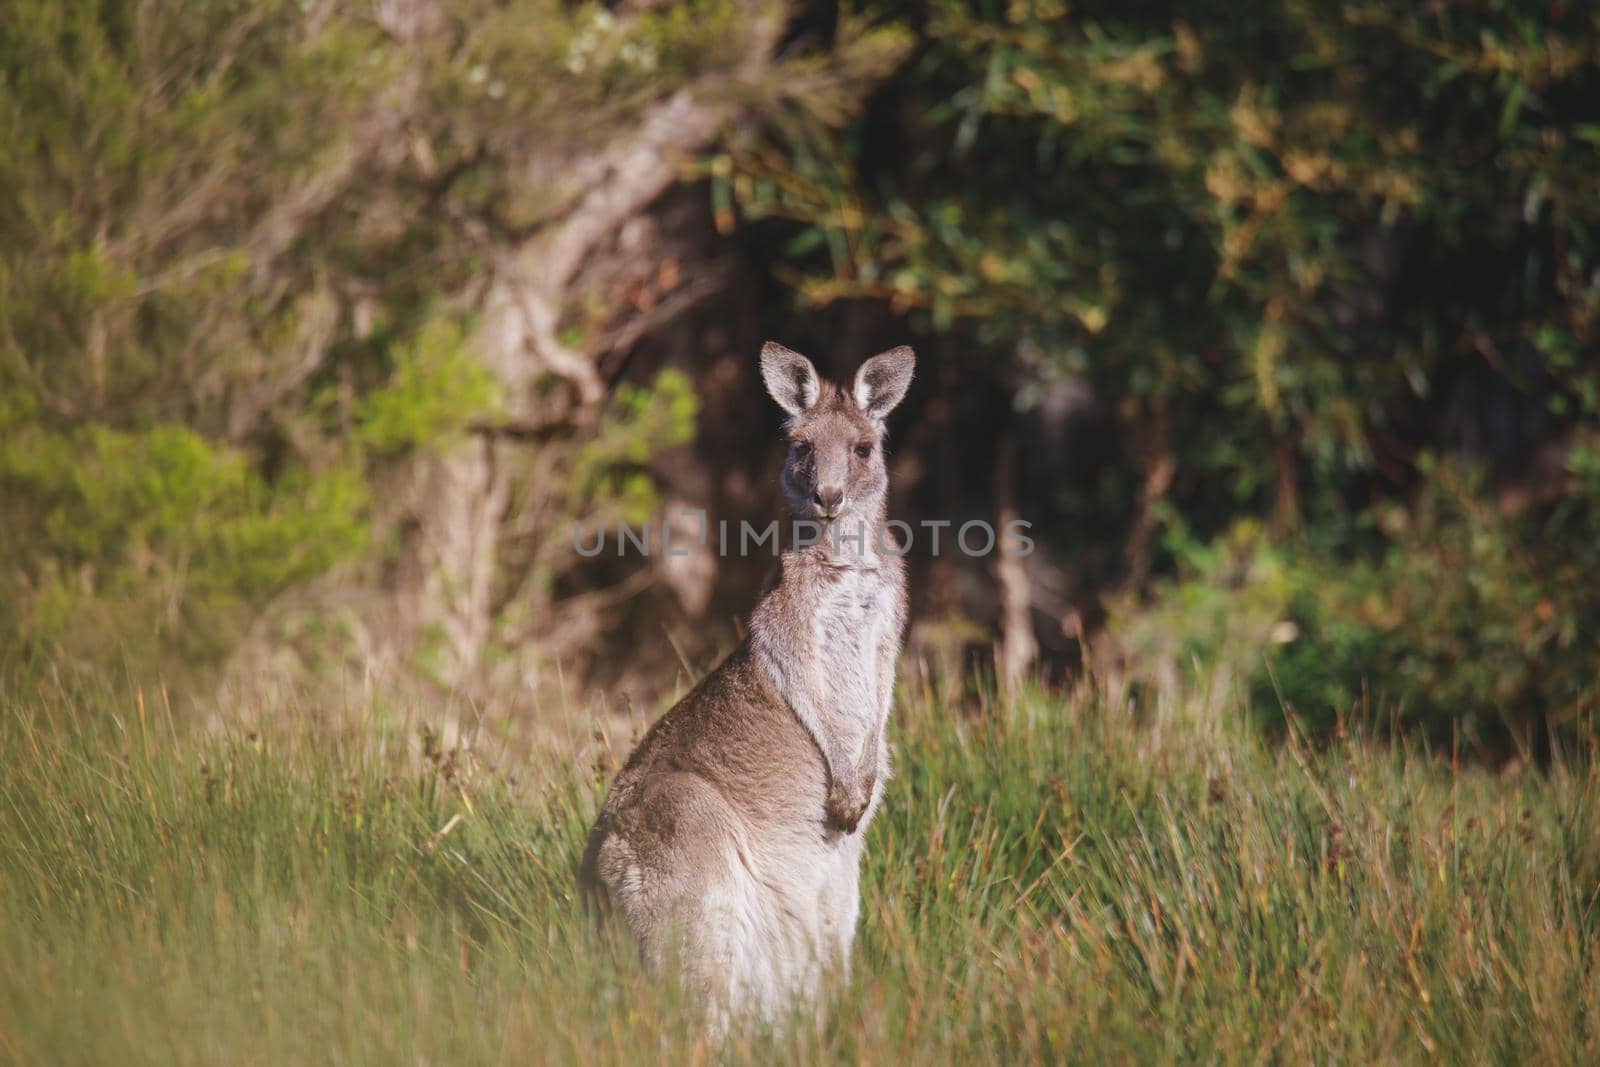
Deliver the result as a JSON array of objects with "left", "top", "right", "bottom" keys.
[{"left": 1117, "top": 460, "right": 1600, "bottom": 748}]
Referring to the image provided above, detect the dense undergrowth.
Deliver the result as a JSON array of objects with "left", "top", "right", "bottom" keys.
[{"left": 1, "top": 679, "right": 1596, "bottom": 1064}]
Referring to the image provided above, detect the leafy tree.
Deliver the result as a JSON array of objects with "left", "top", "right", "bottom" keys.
[
  {"left": 729, "top": 1, "right": 1600, "bottom": 739},
  {"left": 0, "top": 0, "right": 904, "bottom": 694}
]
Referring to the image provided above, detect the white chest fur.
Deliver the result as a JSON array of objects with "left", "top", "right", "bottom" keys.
[
  {"left": 810, "top": 566, "right": 892, "bottom": 759},
  {"left": 752, "top": 556, "right": 897, "bottom": 774}
]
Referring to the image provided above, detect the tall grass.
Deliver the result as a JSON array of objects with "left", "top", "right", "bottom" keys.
[{"left": 1, "top": 678, "right": 1596, "bottom": 1064}]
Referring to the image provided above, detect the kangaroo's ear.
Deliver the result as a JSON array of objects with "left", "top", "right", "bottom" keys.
[
  {"left": 853, "top": 346, "right": 915, "bottom": 421},
  {"left": 760, "top": 342, "right": 822, "bottom": 417}
]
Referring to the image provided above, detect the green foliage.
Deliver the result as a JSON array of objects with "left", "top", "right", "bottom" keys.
[
  {"left": 1, "top": 682, "right": 1596, "bottom": 1062},
  {"left": 3, "top": 0, "right": 1593, "bottom": 730},
  {"left": 1109, "top": 517, "right": 1300, "bottom": 704},
  {"left": 741, "top": 3, "right": 1600, "bottom": 489},
  {"left": 355, "top": 320, "right": 501, "bottom": 454},
  {"left": 1118, "top": 461, "right": 1600, "bottom": 741},
  {"left": 0, "top": 0, "right": 387, "bottom": 412},
  {"left": 736, "top": 1, "right": 1600, "bottom": 737},
  {"left": 0, "top": 407, "right": 370, "bottom": 669},
  {"left": 0, "top": 0, "right": 744, "bottom": 684},
  {"left": 567, "top": 369, "right": 699, "bottom": 525},
  {"left": 1269, "top": 462, "right": 1597, "bottom": 739}
]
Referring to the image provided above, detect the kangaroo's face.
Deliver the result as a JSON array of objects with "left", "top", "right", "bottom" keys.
[{"left": 760, "top": 343, "right": 915, "bottom": 524}]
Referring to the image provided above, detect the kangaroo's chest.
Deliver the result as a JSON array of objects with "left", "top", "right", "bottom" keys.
[{"left": 812, "top": 569, "right": 892, "bottom": 715}]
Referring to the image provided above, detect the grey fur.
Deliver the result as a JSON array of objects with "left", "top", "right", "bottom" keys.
[{"left": 579, "top": 343, "right": 915, "bottom": 1023}]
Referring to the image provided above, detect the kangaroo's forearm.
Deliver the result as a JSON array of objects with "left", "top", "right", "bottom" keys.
[{"left": 802, "top": 694, "right": 873, "bottom": 792}]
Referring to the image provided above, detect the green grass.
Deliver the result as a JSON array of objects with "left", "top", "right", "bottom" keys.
[{"left": 2, "top": 679, "right": 1597, "bottom": 1065}]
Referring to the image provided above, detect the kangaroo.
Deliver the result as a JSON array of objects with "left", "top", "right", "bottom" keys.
[{"left": 578, "top": 341, "right": 915, "bottom": 1023}]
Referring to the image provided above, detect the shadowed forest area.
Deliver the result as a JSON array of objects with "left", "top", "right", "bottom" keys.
[{"left": 3, "top": 1, "right": 1599, "bottom": 753}]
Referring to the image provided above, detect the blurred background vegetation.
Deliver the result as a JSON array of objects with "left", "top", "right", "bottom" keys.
[{"left": 2, "top": 0, "right": 1597, "bottom": 752}]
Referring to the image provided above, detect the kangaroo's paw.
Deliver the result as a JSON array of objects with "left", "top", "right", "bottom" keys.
[{"left": 824, "top": 780, "right": 871, "bottom": 834}]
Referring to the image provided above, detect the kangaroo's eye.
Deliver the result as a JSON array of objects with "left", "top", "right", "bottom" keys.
[
  {"left": 792, "top": 441, "right": 811, "bottom": 457},
  {"left": 854, "top": 443, "right": 873, "bottom": 459}
]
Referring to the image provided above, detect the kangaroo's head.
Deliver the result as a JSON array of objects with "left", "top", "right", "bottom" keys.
[{"left": 759, "top": 342, "right": 916, "bottom": 524}]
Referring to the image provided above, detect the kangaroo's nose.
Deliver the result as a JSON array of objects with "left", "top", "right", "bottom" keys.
[{"left": 813, "top": 486, "right": 844, "bottom": 514}]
